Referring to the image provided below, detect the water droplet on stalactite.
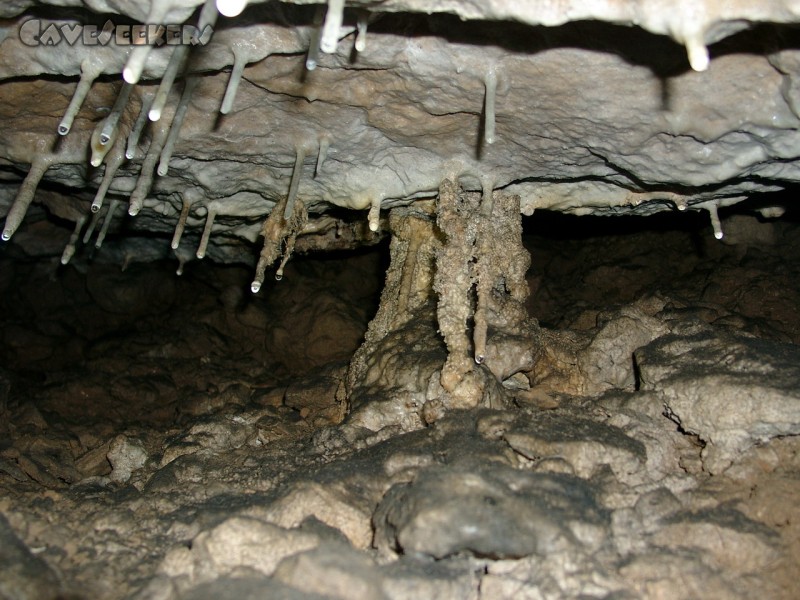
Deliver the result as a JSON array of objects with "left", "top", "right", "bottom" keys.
[
  {"left": 284, "top": 147, "right": 307, "bottom": 220},
  {"left": 2, "top": 155, "right": 53, "bottom": 241},
  {"left": 196, "top": 208, "right": 217, "bottom": 259},
  {"left": 217, "top": 0, "right": 248, "bottom": 17},
  {"left": 58, "top": 59, "right": 101, "bottom": 136},
  {"left": 320, "top": 0, "right": 345, "bottom": 54},
  {"left": 484, "top": 69, "right": 497, "bottom": 145},
  {"left": 158, "top": 76, "right": 199, "bottom": 177},
  {"left": 250, "top": 280, "right": 262, "bottom": 293}
]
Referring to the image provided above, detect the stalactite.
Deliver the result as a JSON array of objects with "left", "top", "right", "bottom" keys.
[
  {"left": 151, "top": 0, "right": 218, "bottom": 121},
  {"left": 707, "top": 202, "right": 724, "bottom": 240},
  {"left": 122, "top": 1, "right": 175, "bottom": 84},
  {"left": 60, "top": 215, "right": 87, "bottom": 265},
  {"left": 128, "top": 120, "right": 171, "bottom": 216},
  {"left": 95, "top": 198, "right": 121, "bottom": 248},
  {"left": 158, "top": 76, "right": 199, "bottom": 176},
  {"left": 315, "top": 136, "right": 330, "bottom": 177},
  {"left": 196, "top": 206, "right": 217, "bottom": 259},
  {"left": 92, "top": 138, "right": 127, "bottom": 212},
  {"left": 305, "top": 6, "right": 325, "bottom": 70},
  {"left": 91, "top": 84, "right": 131, "bottom": 167},
  {"left": 283, "top": 147, "right": 306, "bottom": 220},
  {"left": 58, "top": 58, "right": 102, "bottom": 136},
  {"left": 82, "top": 208, "right": 102, "bottom": 244},
  {"left": 2, "top": 154, "right": 54, "bottom": 241},
  {"left": 484, "top": 68, "right": 497, "bottom": 145},
  {"left": 171, "top": 197, "right": 192, "bottom": 249},
  {"left": 320, "top": 0, "right": 345, "bottom": 54},
  {"left": 355, "top": 12, "right": 368, "bottom": 52},
  {"left": 220, "top": 46, "right": 248, "bottom": 114},
  {"left": 251, "top": 195, "right": 308, "bottom": 293},
  {"left": 99, "top": 83, "right": 133, "bottom": 146},
  {"left": 368, "top": 195, "right": 383, "bottom": 232},
  {"left": 685, "top": 34, "right": 710, "bottom": 72},
  {"left": 126, "top": 91, "right": 154, "bottom": 160},
  {"left": 149, "top": 46, "right": 189, "bottom": 122}
]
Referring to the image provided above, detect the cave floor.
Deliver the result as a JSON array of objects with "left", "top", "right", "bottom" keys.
[{"left": 1, "top": 208, "right": 800, "bottom": 599}]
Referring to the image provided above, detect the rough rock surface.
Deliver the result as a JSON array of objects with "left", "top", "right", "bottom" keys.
[
  {"left": 1, "top": 206, "right": 799, "bottom": 599},
  {"left": 1, "top": 1, "right": 800, "bottom": 270},
  {"left": 2, "top": 1, "right": 800, "bottom": 599}
]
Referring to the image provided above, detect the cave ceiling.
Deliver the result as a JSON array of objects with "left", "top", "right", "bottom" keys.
[{"left": 1, "top": 0, "right": 800, "bottom": 272}]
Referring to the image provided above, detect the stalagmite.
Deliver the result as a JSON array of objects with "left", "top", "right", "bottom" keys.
[
  {"left": 355, "top": 13, "right": 368, "bottom": 52},
  {"left": 92, "top": 140, "right": 126, "bottom": 212},
  {"left": 2, "top": 154, "right": 53, "bottom": 241},
  {"left": 128, "top": 120, "right": 171, "bottom": 216},
  {"left": 320, "top": 0, "right": 345, "bottom": 54},
  {"left": 484, "top": 69, "right": 497, "bottom": 145},
  {"left": 60, "top": 215, "right": 87, "bottom": 265},
  {"left": 220, "top": 47, "right": 248, "bottom": 114},
  {"left": 126, "top": 92, "right": 154, "bottom": 160},
  {"left": 368, "top": 195, "right": 382, "bottom": 232},
  {"left": 315, "top": 136, "right": 330, "bottom": 176},
  {"left": 149, "top": 46, "right": 189, "bottom": 122},
  {"left": 284, "top": 147, "right": 306, "bottom": 220},
  {"left": 158, "top": 77, "right": 198, "bottom": 176},
  {"left": 196, "top": 206, "right": 217, "bottom": 259},
  {"left": 435, "top": 178, "right": 479, "bottom": 396},
  {"left": 95, "top": 198, "right": 121, "bottom": 248},
  {"left": 707, "top": 202, "right": 724, "bottom": 240},
  {"left": 171, "top": 198, "right": 192, "bottom": 249},
  {"left": 58, "top": 58, "right": 102, "bottom": 136},
  {"left": 305, "top": 6, "right": 325, "bottom": 71},
  {"left": 99, "top": 83, "right": 133, "bottom": 146}
]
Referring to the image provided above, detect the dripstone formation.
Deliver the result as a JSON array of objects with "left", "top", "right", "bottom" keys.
[{"left": 1, "top": 1, "right": 800, "bottom": 599}]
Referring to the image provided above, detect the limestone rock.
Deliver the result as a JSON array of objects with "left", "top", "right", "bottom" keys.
[
  {"left": 0, "top": 512, "right": 62, "bottom": 600},
  {"left": 636, "top": 328, "right": 800, "bottom": 473},
  {"left": 373, "top": 463, "right": 608, "bottom": 559}
]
